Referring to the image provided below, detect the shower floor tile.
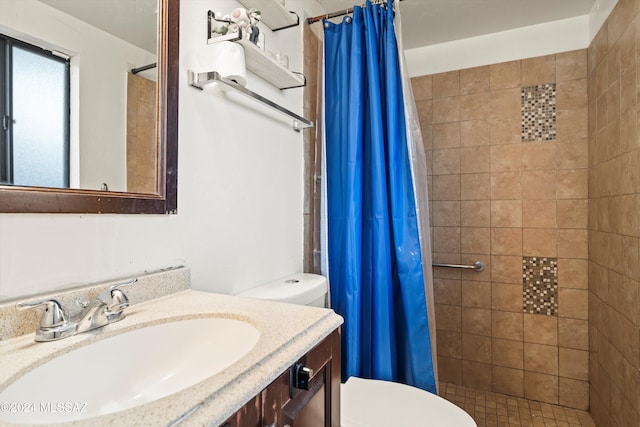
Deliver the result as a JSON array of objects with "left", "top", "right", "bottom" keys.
[{"left": 439, "top": 383, "right": 595, "bottom": 427}]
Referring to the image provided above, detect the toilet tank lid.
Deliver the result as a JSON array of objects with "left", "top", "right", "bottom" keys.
[{"left": 237, "top": 273, "right": 328, "bottom": 306}]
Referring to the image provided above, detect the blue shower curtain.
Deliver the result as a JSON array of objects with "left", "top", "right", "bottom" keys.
[{"left": 323, "top": 1, "right": 436, "bottom": 393}]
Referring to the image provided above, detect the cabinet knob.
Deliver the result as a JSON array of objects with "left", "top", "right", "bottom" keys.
[{"left": 292, "top": 363, "right": 314, "bottom": 390}]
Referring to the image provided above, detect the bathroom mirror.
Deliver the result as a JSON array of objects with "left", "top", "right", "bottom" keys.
[{"left": 0, "top": 0, "right": 178, "bottom": 214}]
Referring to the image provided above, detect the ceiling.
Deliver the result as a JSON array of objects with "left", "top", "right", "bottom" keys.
[
  {"left": 39, "top": 0, "right": 158, "bottom": 53},
  {"left": 38, "top": 0, "right": 598, "bottom": 54},
  {"left": 317, "top": 0, "right": 598, "bottom": 50}
]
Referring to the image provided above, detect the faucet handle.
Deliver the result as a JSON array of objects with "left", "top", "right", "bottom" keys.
[
  {"left": 17, "top": 299, "right": 68, "bottom": 329},
  {"left": 97, "top": 278, "right": 137, "bottom": 312}
]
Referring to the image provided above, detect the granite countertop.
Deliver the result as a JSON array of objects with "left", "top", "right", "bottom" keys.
[{"left": 0, "top": 289, "right": 343, "bottom": 426}]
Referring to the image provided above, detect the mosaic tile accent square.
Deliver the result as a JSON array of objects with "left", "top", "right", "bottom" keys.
[
  {"left": 523, "top": 256, "right": 558, "bottom": 316},
  {"left": 521, "top": 83, "right": 557, "bottom": 142}
]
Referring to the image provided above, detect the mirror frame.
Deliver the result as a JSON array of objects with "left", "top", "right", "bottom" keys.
[{"left": 0, "top": 0, "right": 179, "bottom": 214}]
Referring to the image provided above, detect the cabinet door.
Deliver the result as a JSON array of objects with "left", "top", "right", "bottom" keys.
[{"left": 262, "top": 329, "right": 341, "bottom": 427}]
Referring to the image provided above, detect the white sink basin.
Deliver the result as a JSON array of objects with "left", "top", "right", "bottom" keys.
[{"left": 0, "top": 317, "right": 260, "bottom": 425}]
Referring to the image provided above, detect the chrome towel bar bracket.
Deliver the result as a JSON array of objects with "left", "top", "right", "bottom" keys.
[
  {"left": 187, "top": 70, "right": 314, "bottom": 131},
  {"left": 432, "top": 261, "right": 485, "bottom": 272}
]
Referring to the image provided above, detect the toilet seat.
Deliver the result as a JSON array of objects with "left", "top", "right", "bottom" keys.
[{"left": 341, "top": 377, "right": 476, "bottom": 427}]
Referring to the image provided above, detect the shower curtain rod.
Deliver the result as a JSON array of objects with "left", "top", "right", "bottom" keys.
[
  {"left": 306, "top": 0, "right": 402, "bottom": 24},
  {"left": 131, "top": 63, "right": 157, "bottom": 74}
]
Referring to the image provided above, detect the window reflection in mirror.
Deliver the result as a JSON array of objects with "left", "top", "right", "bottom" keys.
[
  {"left": 0, "top": 0, "right": 158, "bottom": 193},
  {"left": 1, "top": 34, "right": 71, "bottom": 188}
]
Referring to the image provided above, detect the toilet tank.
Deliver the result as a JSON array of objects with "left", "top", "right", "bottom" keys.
[{"left": 237, "top": 273, "right": 328, "bottom": 307}]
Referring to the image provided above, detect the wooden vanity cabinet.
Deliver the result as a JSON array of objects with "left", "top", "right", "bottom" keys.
[{"left": 221, "top": 329, "right": 341, "bottom": 427}]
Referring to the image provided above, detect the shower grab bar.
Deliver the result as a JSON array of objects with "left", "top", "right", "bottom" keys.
[
  {"left": 187, "top": 70, "right": 314, "bottom": 131},
  {"left": 432, "top": 261, "right": 484, "bottom": 272}
]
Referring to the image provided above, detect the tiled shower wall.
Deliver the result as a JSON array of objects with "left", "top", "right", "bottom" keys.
[
  {"left": 411, "top": 51, "right": 590, "bottom": 409},
  {"left": 302, "top": 24, "right": 322, "bottom": 274},
  {"left": 587, "top": 0, "right": 640, "bottom": 425}
]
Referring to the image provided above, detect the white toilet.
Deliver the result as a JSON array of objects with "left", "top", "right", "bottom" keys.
[{"left": 237, "top": 273, "right": 477, "bottom": 427}]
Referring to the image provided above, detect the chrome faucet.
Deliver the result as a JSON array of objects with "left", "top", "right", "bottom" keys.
[{"left": 17, "top": 279, "right": 136, "bottom": 342}]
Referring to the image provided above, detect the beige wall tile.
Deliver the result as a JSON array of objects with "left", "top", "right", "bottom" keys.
[
  {"left": 522, "top": 141, "right": 557, "bottom": 170},
  {"left": 432, "top": 201, "right": 461, "bottom": 226},
  {"left": 491, "top": 255, "right": 524, "bottom": 284},
  {"left": 432, "top": 123, "right": 461, "bottom": 149},
  {"left": 490, "top": 144, "right": 522, "bottom": 172},
  {"left": 490, "top": 60, "right": 521, "bottom": 90},
  {"left": 522, "top": 55, "right": 556, "bottom": 86},
  {"left": 437, "top": 330, "right": 462, "bottom": 358},
  {"left": 556, "top": 50, "right": 588, "bottom": 81},
  {"left": 462, "top": 307, "right": 492, "bottom": 336},
  {"left": 438, "top": 356, "right": 462, "bottom": 384},
  {"left": 620, "top": 107, "right": 639, "bottom": 156},
  {"left": 523, "top": 228, "right": 558, "bottom": 257},
  {"left": 411, "top": 75, "right": 432, "bottom": 101},
  {"left": 557, "top": 79, "right": 588, "bottom": 110},
  {"left": 490, "top": 118, "right": 522, "bottom": 145},
  {"left": 433, "top": 227, "right": 461, "bottom": 253},
  {"left": 522, "top": 199, "right": 557, "bottom": 228},
  {"left": 461, "top": 280, "right": 491, "bottom": 309},
  {"left": 461, "top": 227, "right": 491, "bottom": 254},
  {"left": 491, "top": 228, "right": 523, "bottom": 256},
  {"left": 493, "top": 366, "right": 524, "bottom": 397},
  {"left": 558, "top": 258, "right": 588, "bottom": 289},
  {"left": 559, "top": 348, "right": 589, "bottom": 380},
  {"left": 433, "top": 70, "right": 460, "bottom": 98},
  {"left": 434, "top": 277, "right": 461, "bottom": 305},
  {"left": 524, "top": 371, "right": 559, "bottom": 404},
  {"left": 491, "top": 200, "right": 523, "bottom": 227},
  {"left": 435, "top": 304, "right": 462, "bottom": 332},
  {"left": 559, "top": 378, "right": 589, "bottom": 410},
  {"left": 490, "top": 172, "right": 522, "bottom": 199},
  {"left": 461, "top": 66, "right": 490, "bottom": 94},
  {"left": 432, "top": 148, "right": 461, "bottom": 175},
  {"left": 461, "top": 146, "right": 491, "bottom": 173},
  {"left": 557, "top": 109, "right": 589, "bottom": 140},
  {"left": 461, "top": 173, "right": 491, "bottom": 200},
  {"left": 524, "top": 343, "right": 559, "bottom": 375},
  {"left": 432, "top": 175, "right": 461, "bottom": 201},
  {"left": 493, "top": 338, "right": 524, "bottom": 369},
  {"left": 557, "top": 169, "right": 588, "bottom": 199},
  {"left": 463, "top": 334, "right": 492, "bottom": 364},
  {"left": 524, "top": 314, "right": 558, "bottom": 345},
  {"left": 462, "top": 360, "right": 493, "bottom": 391},
  {"left": 558, "top": 318, "right": 589, "bottom": 350},
  {"left": 491, "top": 282, "right": 523, "bottom": 313},
  {"left": 621, "top": 236, "right": 639, "bottom": 281},
  {"left": 460, "top": 92, "right": 491, "bottom": 121},
  {"left": 522, "top": 170, "right": 557, "bottom": 199},
  {"left": 558, "top": 288, "right": 589, "bottom": 319},
  {"left": 492, "top": 311, "right": 524, "bottom": 340},
  {"left": 491, "top": 88, "right": 522, "bottom": 119},
  {"left": 433, "top": 96, "right": 461, "bottom": 123},
  {"left": 557, "top": 199, "right": 588, "bottom": 229},
  {"left": 461, "top": 120, "right": 491, "bottom": 146},
  {"left": 461, "top": 201, "right": 491, "bottom": 227},
  {"left": 555, "top": 139, "right": 589, "bottom": 169},
  {"left": 558, "top": 229, "right": 589, "bottom": 259},
  {"left": 416, "top": 100, "right": 433, "bottom": 124}
]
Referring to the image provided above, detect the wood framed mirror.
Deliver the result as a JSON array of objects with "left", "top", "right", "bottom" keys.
[{"left": 0, "top": 0, "right": 178, "bottom": 214}]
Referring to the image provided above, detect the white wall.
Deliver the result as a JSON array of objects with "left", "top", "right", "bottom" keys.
[
  {"left": 0, "top": 0, "right": 313, "bottom": 301},
  {"left": 0, "top": 0, "right": 156, "bottom": 191},
  {"left": 404, "top": 0, "right": 619, "bottom": 77}
]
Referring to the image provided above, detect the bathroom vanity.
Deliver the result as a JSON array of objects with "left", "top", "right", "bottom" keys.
[
  {"left": 0, "top": 267, "right": 343, "bottom": 426},
  {"left": 223, "top": 329, "right": 340, "bottom": 426}
]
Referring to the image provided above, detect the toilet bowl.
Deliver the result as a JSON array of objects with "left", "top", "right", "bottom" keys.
[{"left": 237, "top": 273, "right": 476, "bottom": 427}]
